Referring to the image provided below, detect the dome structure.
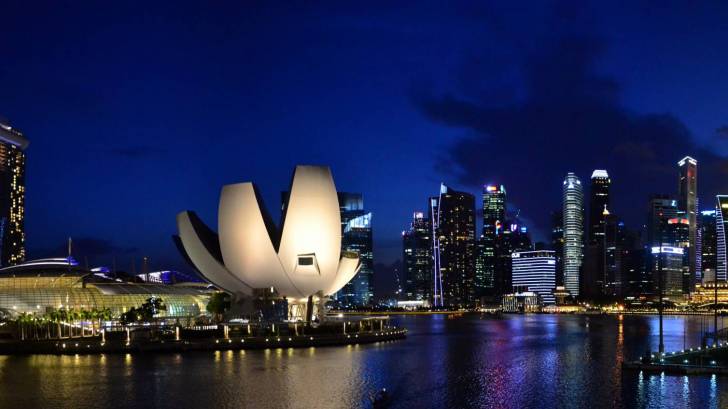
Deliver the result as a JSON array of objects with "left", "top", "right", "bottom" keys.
[{"left": 174, "top": 166, "right": 361, "bottom": 303}]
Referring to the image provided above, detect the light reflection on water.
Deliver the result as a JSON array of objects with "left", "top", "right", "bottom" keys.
[{"left": 0, "top": 315, "right": 726, "bottom": 408}]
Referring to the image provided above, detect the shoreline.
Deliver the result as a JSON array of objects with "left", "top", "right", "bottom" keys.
[{"left": 0, "top": 328, "right": 407, "bottom": 356}]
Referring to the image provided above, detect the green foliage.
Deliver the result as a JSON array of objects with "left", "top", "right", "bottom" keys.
[
  {"left": 206, "top": 292, "right": 230, "bottom": 322},
  {"left": 119, "top": 297, "right": 166, "bottom": 325}
]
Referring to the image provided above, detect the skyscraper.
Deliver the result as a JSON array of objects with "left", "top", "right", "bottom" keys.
[
  {"left": 0, "top": 120, "right": 28, "bottom": 267},
  {"left": 562, "top": 173, "right": 584, "bottom": 297},
  {"left": 588, "top": 170, "right": 610, "bottom": 243},
  {"left": 403, "top": 212, "right": 432, "bottom": 302},
  {"left": 646, "top": 195, "right": 678, "bottom": 247},
  {"left": 551, "top": 210, "right": 564, "bottom": 286},
  {"left": 482, "top": 185, "right": 505, "bottom": 296},
  {"left": 583, "top": 170, "right": 611, "bottom": 300},
  {"left": 495, "top": 221, "right": 532, "bottom": 296},
  {"left": 678, "top": 156, "right": 698, "bottom": 288},
  {"left": 511, "top": 250, "right": 556, "bottom": 304},
  {"left": 716, "top": 195, "right": 728, "bottom": 282},
  {"left": 431, "top": 184, "right": 476, "bottom": 308},
  {"left": 699, "top": 210, "right": 717, "bottom": 282},
  {"left": 337, "top": 193, "right": 373, "bottom": 306}
]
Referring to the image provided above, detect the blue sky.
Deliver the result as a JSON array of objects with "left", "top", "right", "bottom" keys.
[{"left": 2, "top": 2, "right": 728, "bottom": 286}]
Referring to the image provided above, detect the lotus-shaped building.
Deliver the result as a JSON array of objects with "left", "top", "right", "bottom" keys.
[{"left": 174, "top": 166, "right": 361, "bottom": 320}]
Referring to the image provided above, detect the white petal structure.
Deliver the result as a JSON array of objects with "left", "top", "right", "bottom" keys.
[{"left": 175, "top": 165, "right": 361, "bottom": 300}]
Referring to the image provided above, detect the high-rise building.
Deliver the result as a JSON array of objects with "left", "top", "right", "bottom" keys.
[
  {"left": 481, "top": 185, "right": 505, "bottom": 297},
  {"left": 551, "top": 210, "right": 564, "bottom": 286},
  {"left": 588, "top": 170, "right": 611, "bottom": 243},
  {"left": 0, "top": 120, "right": 28, "bottom": 267},
  {"left": 494, "top": 221, "right": 532, "bottom": 296},
  {"left": 678, "top": 156, "right": 698, "bottom": 288},
  {"left": 403, "top": 212, "right": 432, "bottom": 302},
  {"left": 562, "top": 173, "right": 584, "bottom": 297},
  {"left": 651, "top": 246, "right": 685, "bottom": 298},
  {"left": 716, "top": 195, "right": 728, "bottom": 282},
  {"left": 431, "top": 184, "right": 476, "bottom": 308},
  {"left": 337, "top": 192, "right": 373, "bottom": 306},
  {"left": 664, "top": 216, "right": 690, "bottom": 293},
  {"left": 511, "top": 250, "right": 556, "bottom": 304},
  {"left": 583, "top": 170, "right": 611, "bottom": 300},
  {"left": 699, "top": 210, "right": 718, "bottom": 282},
  {"left": 646, "top": 195, "right": 678, "bottom": 247}
]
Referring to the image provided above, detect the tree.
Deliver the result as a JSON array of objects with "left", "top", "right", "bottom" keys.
[
  {"left": 206, "top": 292, "right": 231, "bottom": 323},
  {"left": 119, "top": 298, "right": 166, "bottom": 325}
]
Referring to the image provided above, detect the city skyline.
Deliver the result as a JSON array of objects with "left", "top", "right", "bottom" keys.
[{"left": 3, "top": 3, "right": 728, "bottom": 296}]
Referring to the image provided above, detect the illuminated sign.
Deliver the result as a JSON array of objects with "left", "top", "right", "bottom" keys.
[{"left": 651, "top": 246, "right": 684, "bottom": 255}]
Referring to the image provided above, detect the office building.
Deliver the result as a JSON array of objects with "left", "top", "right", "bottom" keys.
[
  {"left": 717, "top": 195, "right": 728, "bottom": 282},
  {"left": 0, "top": 120, "right": 28, "bottom": 267},
  {"left": 699, "top": 210, "right": 717, "bottom": 282},
  {"left": 402, "top": 212, "right": 432, "bottom": 302},
  {"left": 430, "top": 184, "right": 476, "bottom": 308},
  {"left": 651, "top": 246, "right": 686, "bottom": 299},
  {"left": 481, "top": 185, "right": 506, "bottom": 296},
  {"left": 588, "top": 170, "right": 611, "bottom": 243},
  {"left": 511, "top": 250, "right": 556, "bottom": 304},
  {"left": 336, "top": 192, "right": 373, "bottom": 307},
  {"left": 551, "top": 210, "right": 564, "bottom": 286},
  {"left": 678, "top": 156, "right": 698, "bottom": 288},
  {"left": 562, "top": 173, "right": 584, "bottom": 297}
]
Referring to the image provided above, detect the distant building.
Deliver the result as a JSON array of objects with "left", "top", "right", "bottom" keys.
[
  {"left": 338, "top": 194, "right": 373, "bottom": 306},
  {"left": 402, "top": 212, "right": 432, "bottom": 302},
  {"left": 588, "top": 170, "right": 611, "bottom": 244},
  {"left": 431, "top": 184, "right": 476, "bottom": 308},
  {"left": 699, "top": 210, "right": 717, "bottom": 283},
  {"left": 502, "top": 291, "right": 540, "bottom": 313},
  {"left": 663, "top": 216, "right": 690, "bottom": 293},
  {"left": 551, "top": 210, "right": 564, "bottom": 286},
  {"left": 511, "top": 250, "right": 556, "bottom": 304},
  {"left": 583, "top": 170, "right": 612, "bottom": 300},
  {"left": 651, "top": 246, "right": 685, "bottom": 299},
  {"left": 0, "top": 120, "right": 28, "bottom": 267},
  {"left": 562, "top": 173, "right": 584, "bottom": 297},
  {"left": 716, "top": 195, "right": 728, "bottom": 282},
  {"left": 678, "top": 156, "right": 698, "bottom": 289},
  {"left": 646, "top": 195, "right": 678, "bottom": 248},
  {"left": 481, "top": 185, "right": 506, "bottom": 297}
]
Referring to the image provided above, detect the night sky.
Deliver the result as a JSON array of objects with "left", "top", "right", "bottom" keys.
[{"left": 2, "top": 2, "right": 728, "bottom": 295}]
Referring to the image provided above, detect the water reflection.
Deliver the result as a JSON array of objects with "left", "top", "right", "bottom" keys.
[{"left": 0, "top": 315, "right": 727, "bottom": 408}]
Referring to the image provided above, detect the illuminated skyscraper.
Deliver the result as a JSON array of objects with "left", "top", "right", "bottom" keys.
[
  {"left": 481, "top": 185, "right": 505, "bottom": 296},
  {"left": 0, "top": 120, "right": 28, "bottom": 267},
  {"left": 588, "top": 170, "right": 610, "bottom": 244},
  {"left": 562, "top": 173, "right": 584, "bottom": 297},
  {"left": 716, "top": 195, "right": 728, "bottom": 282},
  {"left": 511, "top": 250, "right": 556, "bottom": 304},
  {"left": 337, "top": 192, "right": 373, "bottom": 306},
  {"left": 431, "top": 184, "right": 476, "bottom": 307},
  {"left": 678, "top": 156, "right": 698, "bottom": 287},
  {"left": 403, "top": 212, "right": 432, "bottom": 302},
  {"left": 699, "top": 210, "right": 717, "bottom": 282}
]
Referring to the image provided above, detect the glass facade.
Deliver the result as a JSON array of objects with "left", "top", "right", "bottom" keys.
[
  {"left": 402, "top": 212, "right": 432, "bottom": 302},
  {"left": 0, "top": 275, "right": 209, "bottom": 318},
  {"left": 562, "top": 173, "right": 584, "bottom": 297},
  {"left": 511, "top": 250, "right": 556, "bottom": 304},
  {"left": 433, "top": 184, "right": 475, "bottom": 307},
  {"left": 337, "top": 193, "right": 373, "bottom": 307},
  {"left": 0, "top": 122, "right": 27, "bottom": 267}
]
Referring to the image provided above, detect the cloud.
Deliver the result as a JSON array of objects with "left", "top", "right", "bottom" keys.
[
  {"left": 411, "top": 32, "right": 728, "bottom": 239},
  {"left": 716, "top": 126, "right": 728, "bottom": 140}
]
